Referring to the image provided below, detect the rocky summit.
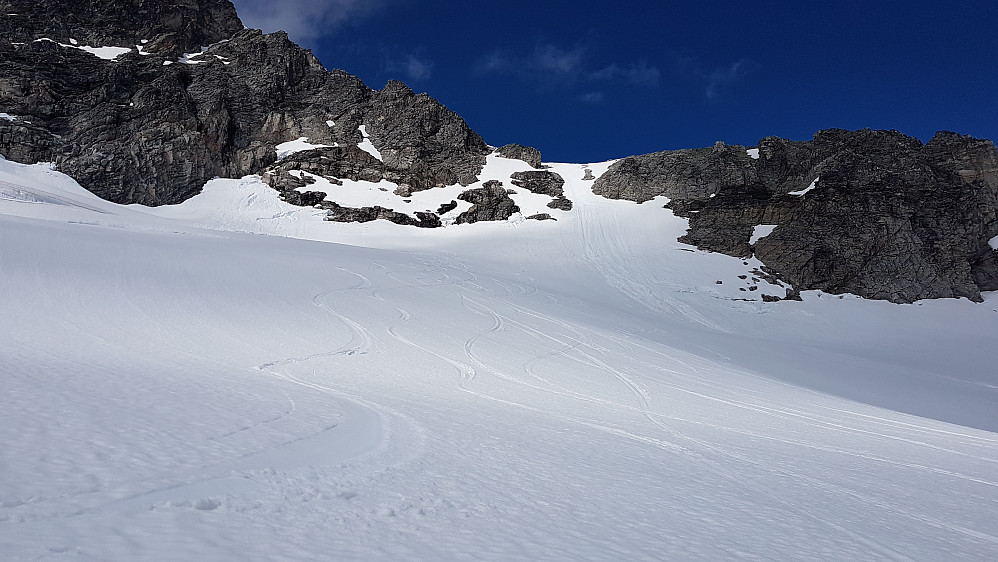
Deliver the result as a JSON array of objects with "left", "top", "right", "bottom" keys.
[{"left": 2, "top": 0, "right": 997, "bottom": 304}]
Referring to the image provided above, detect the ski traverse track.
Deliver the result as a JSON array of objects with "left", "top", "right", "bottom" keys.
[
  {"left": 412, "top": 277, "right": 998, "bottom": 556},
  {"left": 574, "top": 197, "right": 729, "bottom": 333},
  {"left": 509, "top": 310, "right": 993, "bottom": 556},
  {"left": 106, "top": 266, "right": 416, "bottom": 514},
  {"left": 4, "top": 156, "right": 998, "bottom": 559},
  {"left": 386, "top": 307, "right": 478, "bottom": 391}
]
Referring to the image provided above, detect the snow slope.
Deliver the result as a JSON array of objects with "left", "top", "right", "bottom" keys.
[{"left": 2, "top": 155, "right": 998, "bottom": 560}]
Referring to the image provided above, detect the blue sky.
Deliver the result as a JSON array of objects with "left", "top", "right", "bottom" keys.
[{"left": 231, "top": 0, "right": 998, "bottom": 163}]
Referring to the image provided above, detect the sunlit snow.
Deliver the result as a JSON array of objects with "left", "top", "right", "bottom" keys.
[
  {"left": 1, "top": 153, "right": 997, "bottom": 560},
  {"left": 173, "top": 41, "right": 232, "bottom": 65},
  {"left": 789, "top": 177, "right": 819, "bottom": 196},
  {"left": 275, "top": 137, "right": 334, "bottom": 159},
  {"left": 749, "top": 224, "right": 777, "bottom": 245},
  {"left": 357, "top": 125, "right": 383, "bottom": 161},
  {"left": 746, "top": 147, "right": 760, "bottom": 159},
  {"left": 32, "top": 37, "right": 132, "bottom": 60}
]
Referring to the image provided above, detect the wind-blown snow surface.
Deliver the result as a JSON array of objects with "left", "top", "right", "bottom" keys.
[{"left": 2, "top": 156, "right": 998, "bottom": 560}]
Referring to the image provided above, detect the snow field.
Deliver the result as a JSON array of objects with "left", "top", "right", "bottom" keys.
[{"left": 1, "top": 155, "right": 997, "bottom": 560}]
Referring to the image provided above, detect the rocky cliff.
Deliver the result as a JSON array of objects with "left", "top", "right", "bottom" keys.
[
  {"left": 0, "top": 0, "right": 489, "bottom": 205},
  {"left": 593, "top": 129, "right": 998, "bottom": 302}
]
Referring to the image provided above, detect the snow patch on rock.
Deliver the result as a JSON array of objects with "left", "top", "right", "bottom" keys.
[
  {"left": 789, "top": 177, "right": 819, "bottom": 196},
  {"left": 276, "top": 138, "right": 333, "bottom": 159},
  {"left": 33, "top": 37, "right": 131, "bottom": 60},
  {"left": 750, "top": 224, "right": 777, "bottom": 245},
  {"left": 357, "top": 125, "right": 383, "bottom": 161}
]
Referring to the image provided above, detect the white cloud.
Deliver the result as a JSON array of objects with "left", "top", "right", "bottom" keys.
[
  {"left": 230, "top": 0, "right": 383, "bottom": 43},
  {"left": 477, "top": 43, "right": 660, "bottom": 93},
  {"left": 589, "top": 61, "right": 661, "bottom": 87},
  {"left": 387, "top": 54, "right": 433, "bottom": 82},
  {"left": 479, "top": 51, "right": 512, "bottom": 73},
  {"left": 534, "top": 44, "right": 584, "bottom": 74},
  {"left": 704, "top": 60, "right": 751, "bottom": 99},
  {"left": 677, "top": 56, "right": 756, "bottom": 100}
]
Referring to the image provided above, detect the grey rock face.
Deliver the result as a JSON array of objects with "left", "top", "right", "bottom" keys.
[
  {"left": 594, "top": 129, "right": 998, "bottom": 303},
  {"left": 366, "top": 81, "right": 489, "bottom": 196},
  {"left": 455, "top": 180, "right": 520, "bottom": 224},
  {"left": 593, "top": 139, "right": 755, "bottom": 203},
  {"left": 509, "top": 170, "right": 572, "bottom": 210},
  {"left": 496, "top": 143, "right": 542, "bottom": 168},
  {"left": 0, "top": 0, "right": 488, "bottom": 205},
  {"left": 0, "top": 0, "right": 243, "bottom": 58}
]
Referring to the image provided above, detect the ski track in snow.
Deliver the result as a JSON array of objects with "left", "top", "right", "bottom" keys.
[
  {"left": 2, "top": 156, "right": 998, "bottom": 560},
  {"left": 365, "top": 262, "right": 998, "bottom": 554},
  {"left": 371, "top": 259, "right": 998, "bottom": 558}
]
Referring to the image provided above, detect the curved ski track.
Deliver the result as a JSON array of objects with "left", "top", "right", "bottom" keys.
[{"left": 354, "top": 256, "right": 998, "bottom": 555}]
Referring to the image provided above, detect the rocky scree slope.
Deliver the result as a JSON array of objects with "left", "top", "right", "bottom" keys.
[
  {"left": 0, "top": 0, "right": 499, "bottom": 206},
  {"left": 593, "top": 129, "right": 998, "bottom": 303}
]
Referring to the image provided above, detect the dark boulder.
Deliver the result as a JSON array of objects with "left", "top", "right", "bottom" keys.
[
  {"left": 436, "top": 200, "right": 458, "bottom": 214},
  {"left": 323, "top": 202, "right": 441, "bottom": 228},
  {"left": 527, "top": 213, "right": 556, "bottom": 221},
  {"left": 455, "top": 180, "right": 520, "bottom": 224},
  {"left": 510, "top": 170, "right": 572, "bottom": 211}
]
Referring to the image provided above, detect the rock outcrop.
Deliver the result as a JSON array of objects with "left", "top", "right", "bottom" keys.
[
  {"left": 593, "top": 129, "right": 998, "bottom": 303},
  {"left": 0, "top": 0, "right": 488, "bottom": 205},
  {"left": 366, "top": 81, "right": 488, "bottom": 196},
  {"left": 324, "top": 203, "right": 442, "bottom": 229},
  {"left": 455, "top": 180, "right": 520, "bottom": 224},
  {"left": 263, "top": 146, "right": 386, "bottom": 192},
  {"left": 509, "top": 170, "right": 572, "bottom": 210},
  {"left": 496, "top": 143, "right": 542, "bottom": 168}
]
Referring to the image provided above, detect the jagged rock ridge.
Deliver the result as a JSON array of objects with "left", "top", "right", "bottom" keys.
[
  {"left": 0, "top": 0, "right": 490, "bottom": 205},
  {"left": 593, "top": 129, "right": 998, "bottom": 303}
]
